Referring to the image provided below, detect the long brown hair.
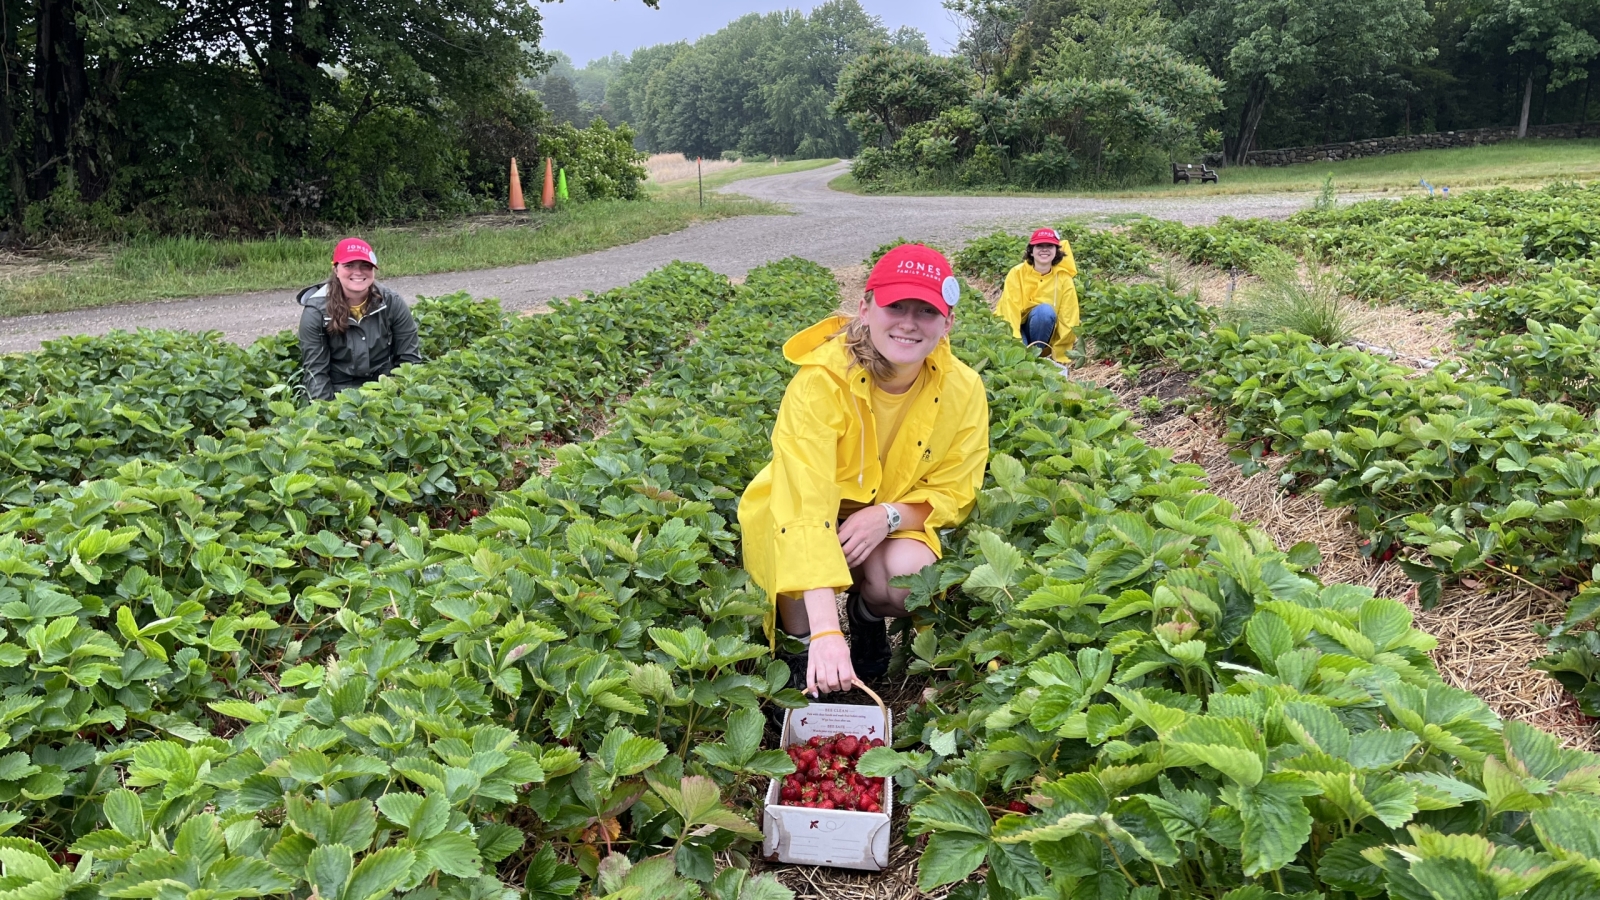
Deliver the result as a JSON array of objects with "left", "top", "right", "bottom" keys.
[{"left": 323, "top": 267, "right": 375, "bottom": 335}]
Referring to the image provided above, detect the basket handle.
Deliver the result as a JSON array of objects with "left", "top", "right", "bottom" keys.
[{"left": 854, "top": 681, "right": 888, "bottom": 725}]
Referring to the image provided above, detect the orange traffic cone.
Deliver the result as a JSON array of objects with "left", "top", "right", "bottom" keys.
[
  {"left": 509, "top": 158, "right": 527, "bottom": 212},
  {"left": 542, "top": 158, "right": 556, "bottom": 210}
]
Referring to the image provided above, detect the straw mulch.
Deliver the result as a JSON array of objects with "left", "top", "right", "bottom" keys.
[
  {"left": 1149, "top": 254, "right": 1465, "bottom": 366},
  {"left": 1354, "top": 304, "right": 1461, "bottom": 366},
  {"left": 1133, "top": 400, "right": 1599, "bottom": 751}
]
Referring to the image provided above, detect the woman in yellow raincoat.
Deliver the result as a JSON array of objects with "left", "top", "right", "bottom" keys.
[
  {"left": 739, "top": 244, "right": 990, "bottom": 696},
  {"left": 995, "top": 227, "right": 1079, "bottom": 362}
]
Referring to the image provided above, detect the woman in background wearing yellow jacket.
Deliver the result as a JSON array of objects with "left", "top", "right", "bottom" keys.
[
  {"left": 995, "top": 227, "right": 1079, "bottom": 363},
  {"left": 739, "top": 244, "right": 990, "bottom": 696}
]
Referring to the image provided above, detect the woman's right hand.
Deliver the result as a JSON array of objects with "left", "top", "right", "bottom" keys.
[{"left": 808, "top": 632, "right": 856, "bottom": 696}]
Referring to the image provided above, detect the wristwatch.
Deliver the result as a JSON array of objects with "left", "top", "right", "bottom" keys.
[{"left": 882, "top": 503, "right": 902, "bottom": 533}]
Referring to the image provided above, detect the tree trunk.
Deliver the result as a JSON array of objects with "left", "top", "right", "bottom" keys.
[
  {"left": 29, "top": 0, "right": 87, "bottom": 201},
  {"left": 1227, "top": 80, "right": 1269, "bottom": 166},
  {"left": 1518, "top": 70, "right": 1533, "bottom": 138},
  {"left": 0, "top": 0, "right": 25, "bottom": 213}
]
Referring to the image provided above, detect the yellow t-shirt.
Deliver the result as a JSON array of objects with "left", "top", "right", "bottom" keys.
[
  {"left": 871, "top": 371, "right": 924, "bottom": 461},
  {"left": 350, "top": 301, "right": 367, "bottom": 322}
]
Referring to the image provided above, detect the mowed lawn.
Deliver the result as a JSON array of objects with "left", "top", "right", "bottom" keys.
[
  {"left": 832, "top": 138, "right": 1600, "bottom": 198},
  {"left": 0, "top": 164, "right": 832, "bottom": 317}
]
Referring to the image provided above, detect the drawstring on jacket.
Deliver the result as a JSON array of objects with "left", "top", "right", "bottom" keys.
[{"left": 855, "top": 391, "right": 867, "bottom": 487}]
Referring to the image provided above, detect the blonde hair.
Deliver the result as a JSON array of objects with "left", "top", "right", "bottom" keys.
[{"left": 832, "top": 291, "right": 909, "bottom": 384}]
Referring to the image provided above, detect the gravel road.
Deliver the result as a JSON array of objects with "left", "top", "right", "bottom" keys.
[{"left": 1, "top": 162, "right": 1315, "bottom": 352}]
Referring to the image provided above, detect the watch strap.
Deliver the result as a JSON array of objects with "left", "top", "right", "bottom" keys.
[{"left": 882, "top": 503, "right": 902, "bottom": 532}]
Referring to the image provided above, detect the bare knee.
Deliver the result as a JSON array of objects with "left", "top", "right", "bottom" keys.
[{"left": 856, "top": 539, "right": 936, "bottom": 618}]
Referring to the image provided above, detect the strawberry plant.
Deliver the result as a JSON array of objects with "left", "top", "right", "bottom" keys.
[
  {"left": 1451, "top": 259, "right": 1600, "bottom": 338},
  {"left": 1128, "top": 217, "right": 1295, "bottom": 273},
  {"left": 8, "top": 191, "right": 1600, "bottom": 899},
  {"left": 1077, "top": 280, "right": 1213, "bottom": 365}
]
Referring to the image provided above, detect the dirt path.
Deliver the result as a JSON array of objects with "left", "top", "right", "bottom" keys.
[{"left": 0, "top": 162, "right": 1320, "bottom": 352}]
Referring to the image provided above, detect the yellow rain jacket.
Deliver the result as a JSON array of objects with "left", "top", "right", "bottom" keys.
[
  {"left": 738, "top": 316, "right": 990, "bottom": 643},
  {"left": 995, "top": 250, "right": 1080, "bottom": 362}
]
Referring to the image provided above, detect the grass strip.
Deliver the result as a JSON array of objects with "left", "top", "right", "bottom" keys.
[
  {"left": 646, "top": 157, "right": 837, "bottom": 197},
  {"left": 831, "top": 138, "right": 1600, "bottom": 199},
  {"left": 0, "top": 194, "right": 777, "bottom": 317}
]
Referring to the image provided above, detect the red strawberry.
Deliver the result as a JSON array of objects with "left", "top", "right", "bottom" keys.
[
  {"left": 1008, "top": 801, "right": 1029, "bottom": 814},
  {"left": 837, "top": 736, "right": 859, "bottom": 757}
]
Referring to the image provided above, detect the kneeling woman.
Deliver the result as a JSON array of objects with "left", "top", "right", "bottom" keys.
[
  {"left": 739, "top": 245, "right": 990, "bottom": 695},
  {"left": 996, "top": 227, "right": 1078, "bottom": 362},
  {"left": 297, "top": 237, "right": 423, "bottom": 401}
]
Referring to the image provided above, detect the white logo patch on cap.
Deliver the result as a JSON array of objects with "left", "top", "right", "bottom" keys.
[{"left": 942, "top": 276, "right": 961, "bottom": 307}]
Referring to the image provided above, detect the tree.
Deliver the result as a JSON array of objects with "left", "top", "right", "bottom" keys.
[
  {"left": 1164, "top": 0, "right": 1434, "bottom": 163},
  {"left": 607, "top": 1, "right": 906, "bottom": 158},
  {"left": 4, "top": 0, "right": 664, "bottom": 232},
  {"left": 832, "top": 47, "right": 973, "bottom": 146},
  {"left": 943, "top": 0, "right": 1027, "bottom": 89},
  {"left": 605, "top": 42, "right": 689, "bottom": 149},
  {"left": 539, "top": 74, "right": 584, "bottom": 125},
  {"left": 757, "top": 0, "right": 888, "bottom": 157},
  {"left": 1464, "top": 0, "right": 1600, "bottom": 137}
]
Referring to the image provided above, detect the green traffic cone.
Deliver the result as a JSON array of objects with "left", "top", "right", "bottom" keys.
[{"left": 557, "top": 168, "right": 569, "bottom": 203}]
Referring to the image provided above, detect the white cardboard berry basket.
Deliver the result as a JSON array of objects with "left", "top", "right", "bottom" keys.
[{"left": 761, "top": 691, "right": 894, "bottom": 871}]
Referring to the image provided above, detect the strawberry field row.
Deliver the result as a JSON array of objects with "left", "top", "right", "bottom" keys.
[
  {"left": 1124, "top": 182, "right": 1600, "bottom": 311},
  {"left": 0, "top": 259, "right": 792, "bottom": 899},
  {"left": 0, "top": 263, "right": 729, "bottom": 505},
  {"left": 8, "top": 222, "right": 1600, "bottom": 900},
  {"left": 0, "top": 292, "right": 508, "bottom": 421},
  {"left": 847, "top": 242, "right": 1600, "bottom": 896}
]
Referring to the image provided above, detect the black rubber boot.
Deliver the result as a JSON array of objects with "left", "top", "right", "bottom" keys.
[{"left": 847, "top": 592, "right": 890, "bottom": 681}]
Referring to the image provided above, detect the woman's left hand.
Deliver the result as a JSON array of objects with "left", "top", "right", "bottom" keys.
[{"left": 839, "top": 505, "right": 892, "bottom": 568}]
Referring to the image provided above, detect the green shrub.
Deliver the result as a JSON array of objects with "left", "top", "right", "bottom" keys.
[{"left": 538, "top": 119, "right": 648, "bottom": 201}]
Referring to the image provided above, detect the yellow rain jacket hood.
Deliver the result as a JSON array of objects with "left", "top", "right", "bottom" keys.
[
  {"left": 738, "top": 316, "right": 990, "bottom": 642},
  {"left": 994, "top": 249, "right": 1080, "bottom": 362}
]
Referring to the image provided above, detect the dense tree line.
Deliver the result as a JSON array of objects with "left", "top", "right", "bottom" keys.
[
  {"left": 946, "top": 0, "right": 1600, "bottom": 164},
  {"left": 834, "top": 0, "right": 1600, "bottom": 189},
  {"left": 1, "top": 0, "right": 657, "bottom": 238},
  {"left": 579, "top": 0, "right": 927, "bottom": 160}
]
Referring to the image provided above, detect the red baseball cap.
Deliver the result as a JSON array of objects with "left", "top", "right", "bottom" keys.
[
  {"left": 865, "top": 244, "right": 961, "bottom": 316},
  {"left": 333, "top": 237, "right": 378, "bottom": 267},
  {"left": 1029, "top": 228, "right": 1061, "bottom": 247}
]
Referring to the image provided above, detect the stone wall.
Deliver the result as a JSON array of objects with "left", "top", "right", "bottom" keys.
[{"left": 1201, "top": 122, "right": 1600, "bottom": 168}]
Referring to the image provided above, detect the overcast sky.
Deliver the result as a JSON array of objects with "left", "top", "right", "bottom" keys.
[{"left": 539, "top": 0, "right": 962, "bottom": 66}]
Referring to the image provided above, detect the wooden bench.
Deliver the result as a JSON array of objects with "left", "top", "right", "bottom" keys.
[{"left": 1172, "top": 163, "right": 1220, "bottom": 184}]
